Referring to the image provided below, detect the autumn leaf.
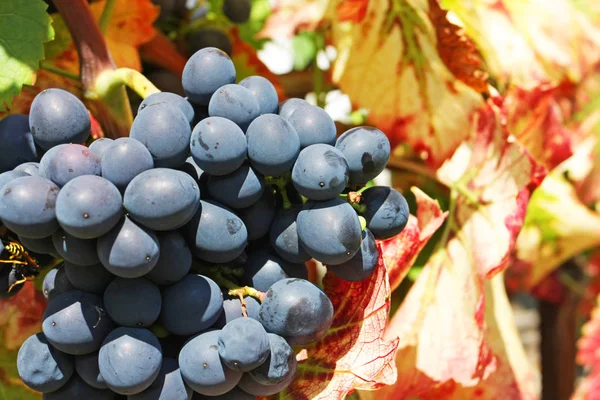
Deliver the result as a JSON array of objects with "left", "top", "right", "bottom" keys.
[
  {"left": 381, "top": 187, "right": 447, "bottom": 291},
  {"left": 573, "top": 295, "right": 600, "bottom": 400},
  {"left": 337, "top": 0, "right": 369, "bottom": 23},
  {"left": 330, "top": 0, "right": 484, "bottom": 168},
  {"left": 263, "top": 247, "right": 398, "bottom": 400},
  {"left": 257, "top": 0, "right": 330, "bottom": 39},
  {"left": 0, "top": 284, "right": 47, "bottom": 352}
]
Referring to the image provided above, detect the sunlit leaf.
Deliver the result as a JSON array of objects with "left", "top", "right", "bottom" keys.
[{"left": 257, "top": 0, "right": 330, "bottom": 40}]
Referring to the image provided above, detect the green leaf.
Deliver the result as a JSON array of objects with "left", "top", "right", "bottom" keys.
[
  {"left": 238, "top": 0, "right": 271, "bottom": 50},
  {"left": 292, "top": 32, "right": 316, "bottom": 71},
  {"left": 0, "top": 0, "right": 54, "bottom": 112},
  {"left": 43, "top": 12, "right": 70, "bottom": 59}
]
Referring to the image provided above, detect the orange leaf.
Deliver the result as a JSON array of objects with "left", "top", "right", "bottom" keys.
[
  {"left": 0, "top": 284, "right": 47, "bottom": 351},
  {"left": 263, "top": 248, "right": 398, "bottom": 399},
  {"left": 337, "top": 0, "right": 370, "bottom": 23},
  {"left": 381, "top": 187, "right": 447, "bottom": 291}
]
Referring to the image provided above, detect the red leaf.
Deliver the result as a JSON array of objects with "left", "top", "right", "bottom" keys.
[
  {"left": 140, "top": 31, "right": 187, "bottom": 76},
  {"left": 575, "top": 296, "right": 600, "bottom": 400},
  {"left": 337, "top": 0, "right": 369, "bottom": 23},
  {"left": 381, "top": 187, "right": 447, "bottom": 291},
  {"left": 264, "top": 248, "right": 398, "bottom": 399},
  {"left": 0, "top": 284, "right": 47, "bottom": 351}
]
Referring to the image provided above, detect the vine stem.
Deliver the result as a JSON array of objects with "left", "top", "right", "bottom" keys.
[
  {"left": 201, "top": 266, "right": 266, "bottom": 302},
  {"left": 39, "top": 62, "right": 80, "bottom": 81},
  {"left": 98, "top": 0, "right": 117, "bottom": 33},
  {"left": 92, "top": 68, "right": 160, "bottom": 100},
  {"left": 265, "top": 174, "right": 293, "bottom": 210}
]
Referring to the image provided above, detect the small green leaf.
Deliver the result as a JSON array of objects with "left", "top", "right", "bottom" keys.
[
  {"left": 43, "top": 12, "right": 70, "bottom": 59},
  {"left": 0, "top": 0, "right": 54, "bottom": 112},
  {"left": 292, "top": 32, "right": 317, "bottom": 71}
]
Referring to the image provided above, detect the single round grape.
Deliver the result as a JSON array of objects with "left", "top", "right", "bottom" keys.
[
  {"left": 297, "top": 198, "right": 362, "bottom": 265},
  {"left": 0, "top": 176, "right": 60, "bottom": 238},
  {"left": 288, "top": 104, "right": 336, "bottom": 148},
  {"left": 0, "top": 114, "right": 37, "bottom": 172},
  {"left": 238, "top": 189, "right": 276, "bottom": 240},
  {"left": 327, "top": 229, "right": 379, "bottom": 281},
  {"left": 335, "top": 126, "right": 391, "bottom": 184},
  {"left": 206, "top": 163, "right": 265, "bottom": 209},
  {"left": 14, "top": 161, "right": 40, "bottom": 176},
  {"left": 29, "top": 88, "right": 90, "bottom": 150},
  {"left": 97, "top": 217, "right": 160, "bottom": 278},
  {"left": 88, "top": 138, "right": 113, "bottom": 158},
  {"left": 244, "top": 249, "right": 307, "bottom": 291},
  {"left": 42, "top": 267, "right": 74, "bottom": 301},
  {"left": 259, "top": 278, "right": 334, "bottom": 345},
  {"left": 184, "top": 200, "right": 248, "bottom": 263},
  {"left": 183, "top": 47, "right": 236, "bottom": 105},
  {"left": 249, "top": 333, "right": 297, "bottom": 385},
  {"left": 362, "top": 186, "right": 410, "bottom": 240},
  {"left": 104, "top": 278, "right": 161, "bottom": 328},
  {"left": 64, "top": 262, "right": 114, "bottom": 294},
  {"left": 0, "top": 170, "right": 29, "bottom": 191},
  {"left": 278, "top": 98, "right": 309, "bottom": 120},
  {"left": 269, "top": 206, "right": 311, "bottom": 263},
  {"left": 39, "top": 144, "right": 102, "bottom": 187},
  {"left": 192, "top": 387, "right": 254, "bottom": 400},
  {"left": 98, "top": 327, "right": 162, "bottom": 395},
  {"left": 42, "top": 375, "right": 115, "bottom": 400},
  {"left": 42, "top": 290, "right": 114, "bottom": 355},
  {"left": 130, "top": 104, "right": 191, "bottom": 168},
  {"left": 124, "top": 168, "right": 200, "bottom": 231},
  {"left": 160, "top": 274, "right": 223, "bottom": 336},
  {"left": 292, "top": 144, "right": 349, "bottom": 200},
  {"left": 246, "top": 114, "right": 300, "bottom": 177},
  {"left": 75, "top": 351, "right": 107, "bottom": 389},
  {"left": 56, "top": 175, "right": 123, "bottom": 239},
  {"left": 19, "top": 234, "right": 57, "bottom": 256},
  {"left": 218, "top": 317, "right": 270, "bottom": 372},
  {"left": 239, "top": 76, "right": 279, "bottom": 115},
  {"left": 129, "top": 358, "right": 192, "bottom": 400},
  {"left": 17, "top": 332, "right": 74, "bottom": 393},
  {"left": 208, "top": 84, "right": 260, "bottom": 131},
  {"left": 100, "top": 137, "right": 154, "bottom": 191},
  {"left": 213, "top": 295, "right": 261, "bottom": 329},
  {"left": 223, "top": 0, "right": 251, "bottom": 23},
  {"left": 52, "top": 229, "right": 100, "bottom": 266},
  {"left": 138, "top": 92, "right": 195, "bottom": 124},
  {"left": 179, "top": 330, "right": 242, "bottom": 396},
  {"left": 237, "top": 370, "right": 295, "bottom": 396},
  {"left": 190, "top": 116, "right": 247, "bottom": 176},
  {"left": 145, "top": 231, "right": 192, "bottom": 286},
  {"left": 187, "top": 28, "right": 233, "bottom": 56}
]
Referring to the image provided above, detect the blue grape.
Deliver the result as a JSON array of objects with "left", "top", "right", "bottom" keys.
[
  {"left": 75, "top": 351, "right": 107, "bottom": 389},
  {"left": 246, "top": 114, "right": 300, "bottom": 176},
  {"left": 97, "top": 217, "right": 160, "bottom": 278},
  {"left": 103, "top": 278, "right": 161, "bottom": 328},
  {"left": 192, "top": 387, "right": 254, "bottom": 400},
  {"left": 297, "top": 198, "right": 362, "bottom": 265},
  {"left": 89, "top": 138, "right": 114, "bottom": 158},
  {"left": 139, "top": 92, "right": 195, "bottom": 124},
  {"left": 288, "top": 104, "right": 336, "bottom": 147},
  {"left": 190, "top": 116, "right": 247, "bottom": 176},
  {"left": 101, "top": 137, "right": 154, "bottom": 191},
  {"left": 223, "top": 0, "right": 251, "bottom": 23},
  {"left": 56, "top": 175, "right": 123, "bottom": 239},
  {"left": 239, "top": 76, "right": 279, "bottom": 115},
  {"left": 160, "top": 274, "right": 223, "bottom": 336},
  {"left": 249, "top": 333, "right": 297, "bottom": 385},
  {"left": 98, "top": 327, "right": 162, "bottom": 395},
  {"left": 17, "top": 332, "right": 74, "bottom": 393},
  {"left": 238, "top": 189, "right": 276, "bottom": 240},
  {"left": 42, "top": 375, "right": 115, "bottom": 399},
  {"left": 0, "top": 266, "right": 24, "bottom": 298},
  {"left": 14, "top": 161, "right": 40, "bottom": 176},
  {"left": 278, "top": 98, "right": 309, "bottom": 120},
  {"left": 42, "top": 267, "right": 74, "bottom": 301},
  {"left": 179, "top": 330, "right": 242, "bottom": 396},
  {"left": 130, "top": 104, "right": 191, "bottom": 168},
  {"left": 124, "top": 168, "right": 200, "bottom": 231},
  {"left": 361, "top": 186, "right": 409, "bottom": 240},
  {"left": 327, "top": 229, "right": 379, "bottom": 281},
  {"left": 39, "top": 144, "right": 102, "bottom": 187},
  {"left": 335, "top": 126, "right": 391, "bottom": 184},
  {"left": 29, "top": 88, "right": 90, "bottom": 150},
  {"left": 218, "top": 317, "right": 269, "bottom": 372},
  {"left": 213, "top": 295, "right": 260, "bottom": 329},
  {"left": 208, "top": 84, "right": 260, "bottom": 131},
  {"left": 0, "top": 114, "right": 37, "bottom": 172},
  {"left": 184, "top": 200, "right": 248, "bottom": 263},
  {"left": 269, "top": 206, "right": 311, "bottom": 263},
  {"left": 206, "top": 163, "right": 265, "bottom": 209},
  {"left": 259, "top": 278, "right": 334, "bottom": 345},
  {"left": 42, "top": 290, "right": 114, "bottom": 355},
  {"left": 183, "top": 47, "right": 236, "bottom": 105},
  {"left": 187, "top": 28, "right": 233, "bottom": 56},
  {"left": 18, "top": 234, "right": 57, "bottom": 256},
  {"left": 0, "top": 170, "right": 29, "bottom": 190},
  {"left": 52, "top": 229, "right": 100, "bottom": 266},
  {"left": 244, "top": 249, "right": 308, "bottom": 291},
  {"left": 0, "top": 176, "right": 60, "bottom": 238},
  {"left": 146, "top": 231, "right": 192, "bottom": 286},
  {"left": 291, "top": 144, "right": 349, "bottom": 200},
  {"left": 129, "top": 358, "right": 192, "bottom": 400},
  {"left": 64, "top": 262, "right": 114, "bottom": 294},
  {"left": 237, "top": 370, "right": 294, "bottom": 396}
]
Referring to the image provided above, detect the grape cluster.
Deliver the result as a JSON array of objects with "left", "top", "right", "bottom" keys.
[{"left": 0, "top": 47, "right": 409, "bottom": 398}]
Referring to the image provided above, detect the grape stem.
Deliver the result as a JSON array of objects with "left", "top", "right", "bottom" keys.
[
  {"left": 92, "top": 68, "right": 160, "bottom": 100},
  {"left": 236, "top": 292, "right": 249, "bottom": 317},
  {"left": 342, "top": 190, "right": 367, "bottom": 214},
  {"left": 200, "top": 266, "right": 266, "bottom": 302},
  {"left": 265, "top": 174, "right": 293, "bottom": 210},
  {"left": 98, "top": 0, "right": 117, "bottom": 33}
]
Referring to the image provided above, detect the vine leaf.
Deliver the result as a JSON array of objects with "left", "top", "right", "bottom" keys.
[
  {"left": 574, "top": 295, "right": 600, "bottom": 400},
  {"left": 381, "top": 187, "right": 447, "bottom": 291},
  {"left": 330, "top": 0, "right": 484, "bottom": 168},
  {"left": 0, "top": 0, "right": 54, "bottom": 112},
  {"left": 257, "top": 0, "right": 330, "bottom": 39},
  {"left": 263, "top": 248, "right": 398, "bottom": 400}
]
